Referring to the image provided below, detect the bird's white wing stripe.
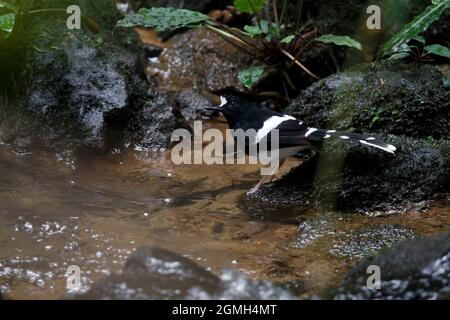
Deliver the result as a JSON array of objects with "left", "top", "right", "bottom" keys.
[
  {"left": 304, "top": 128, "right": 318, "bottom": 137},
  {"left": 360, "top": 140, "right": 397, "bottom": 153},
  {"left": 255, "top": 115, "right": 295, "bottom": 143}
]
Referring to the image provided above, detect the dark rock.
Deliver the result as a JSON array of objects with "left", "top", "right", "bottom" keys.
[
  {"left": 331, "top": 232, "right": 450, "bottom": 300},
  {"left": 2, "top": 0, "right": 176, "bottom": 152},
  {"left": 211, "top": 222, "right": 224, "bottom": 234},
  {"left": 249, "top": 135, "right": 450, "bottom": 215},
  {"left": 73, "top": 247, "right": 294, "bottom": 300},
  {"left": 125, "top": 88, "right": 176, "bottom": 150},
  {"left": 284, "top": 63, "right": 450, "bottom": 140},
  {"left": 175, "top": 89, "right": 216, "bottom": 122}
]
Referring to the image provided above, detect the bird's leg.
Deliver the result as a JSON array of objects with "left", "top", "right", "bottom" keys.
[{"left": 247, "top": 159, "right": 286, "bottom": 195}]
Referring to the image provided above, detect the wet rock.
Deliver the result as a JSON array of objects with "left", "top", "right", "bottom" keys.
[
  {"left": 284, "top": 63, "right": 450, "bottom": 140},
  {"left": 73, "top": 247, "right": 294, "bottom": 300},
  {"left": 249, "top": 135, "right": 450, "bottom": 215},
  {"left": 125, "top": 87, "right": 176, "bottom": 150},
  {"left": 211, "top": 222, "right": 225, "bottom": 234},
  {"left": 332, "top": 232, "right": 450, "bottom": 300},
  {"left": 2, "top": 0, "right": 176, "bottom": 152},
  {"left": 328, "top": 225, "right": 415, "bottom": 259},
  {"left": 148, "top": 28, "right": 251, "bottom": 95},
  {"left": 175, "top": 89, "right": 215, "bottom": 122},
  {"left": 293, "top": 212, "right": 416, "bottom": 260}
]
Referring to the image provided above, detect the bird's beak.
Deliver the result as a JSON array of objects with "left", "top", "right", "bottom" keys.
[{"left": 205, "top": 106, "right": 222, "bottom": 112}]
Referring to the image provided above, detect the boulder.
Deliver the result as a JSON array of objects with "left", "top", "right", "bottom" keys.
[
  {"left": 284, "top": 63, "right": 450, "bottom": 140},
  {"left": 332, "top": 232, "right": 450, "bottom": 300},
  {"left": 1, "top": 0, "right": 177, "bottom": 153}
]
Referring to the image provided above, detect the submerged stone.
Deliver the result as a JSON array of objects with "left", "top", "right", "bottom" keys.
[{"left": 73, "top": 247, "right": 295, "bottom": 300}]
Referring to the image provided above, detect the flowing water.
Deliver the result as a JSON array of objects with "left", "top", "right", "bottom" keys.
[{"left": 1, "top": 117, "right": 449, "bottom": 299}]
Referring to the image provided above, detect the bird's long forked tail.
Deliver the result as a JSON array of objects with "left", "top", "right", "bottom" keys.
[{"left": 305, "top": 128, "right": 397, "bottom": 154}]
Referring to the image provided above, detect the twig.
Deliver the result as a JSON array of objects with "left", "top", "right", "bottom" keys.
[
  {"left": 273, "top": 0, "right": 280, "bottom": 35},
  {"left": 280, "top": 48, "right": 319, "bottom": 79},
  {"left": 279, "top": 0, "right": 288, "bottom": 28},
  {"left": 295, "top": 0, "right": 304, "bottom": 33}
]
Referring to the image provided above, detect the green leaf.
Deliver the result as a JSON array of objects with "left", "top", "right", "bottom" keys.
[
  {"left": 388, "top": 52, "right": 410, "bottom": 60},
  {"left": 233, "top": 0, "right": 267, "bottom": 13},
  {"left": 0, "top": 12, "right": 15, "bottom": 35},
  {"left": 411, "top": 35, "right": 425, "bottom": 44},
  {"left": 388, "top": 43, "right": 412, "bottom": 60},
  {"left": 315, "top": 34, "right": 362, "bottom": 50},
  {"left": 380, "top": 0, "right": 450, "bottom": 55},
  {"left": 0, "top": 2, "right": 16, "bottom": 12},
  {"left": 424, "top": 44, "right": 450, "bottom": 59},
  {"left": 238, "top": 66, "right": 264, "bottom": 89},
  {"left": 281, "top": 35, "right": 295, "bottom": 44},
  {"left": 244, "top": 21, "right": 268, "bottom": 36},
  {"left": 117, "top": 7, "right": 209, "bottom": 32},
  {"left": 243, "top": 20, "right": 278, "bottom": 40}
]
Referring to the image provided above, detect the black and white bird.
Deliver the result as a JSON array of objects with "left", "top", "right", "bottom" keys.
[{"left": 207, "top": 92, "right": 397, "bottom": 194}]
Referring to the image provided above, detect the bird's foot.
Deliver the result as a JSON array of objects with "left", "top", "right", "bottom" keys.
[{"left": 246, "top": 185, "right": 260, "bottom": 196}]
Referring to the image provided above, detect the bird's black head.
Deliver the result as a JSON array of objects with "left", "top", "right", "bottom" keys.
[{"left": 206, "top": 90, "right": 260, "bottom": 128}]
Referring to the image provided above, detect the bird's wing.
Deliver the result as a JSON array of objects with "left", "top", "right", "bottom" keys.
[{"left": 265, "top": 119, "right": 314, "bottom": 148}]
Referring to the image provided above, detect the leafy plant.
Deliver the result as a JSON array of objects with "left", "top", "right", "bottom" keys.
[
  {"left": 118, "top": 1, "right": 361, "bottom": 97},
  {"left": 388, "top": 36, "right": 450, "bottom": 62},
  {"left": 380, "top": 0, "right": 450, "bottom": 58}
]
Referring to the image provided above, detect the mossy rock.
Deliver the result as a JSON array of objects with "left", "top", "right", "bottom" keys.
[
  {"left": 285, "top": 62, "right": 450, "bottom": 140},
  {"left": 1, "top": 0, "right": 176, "bottom": 152}
]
